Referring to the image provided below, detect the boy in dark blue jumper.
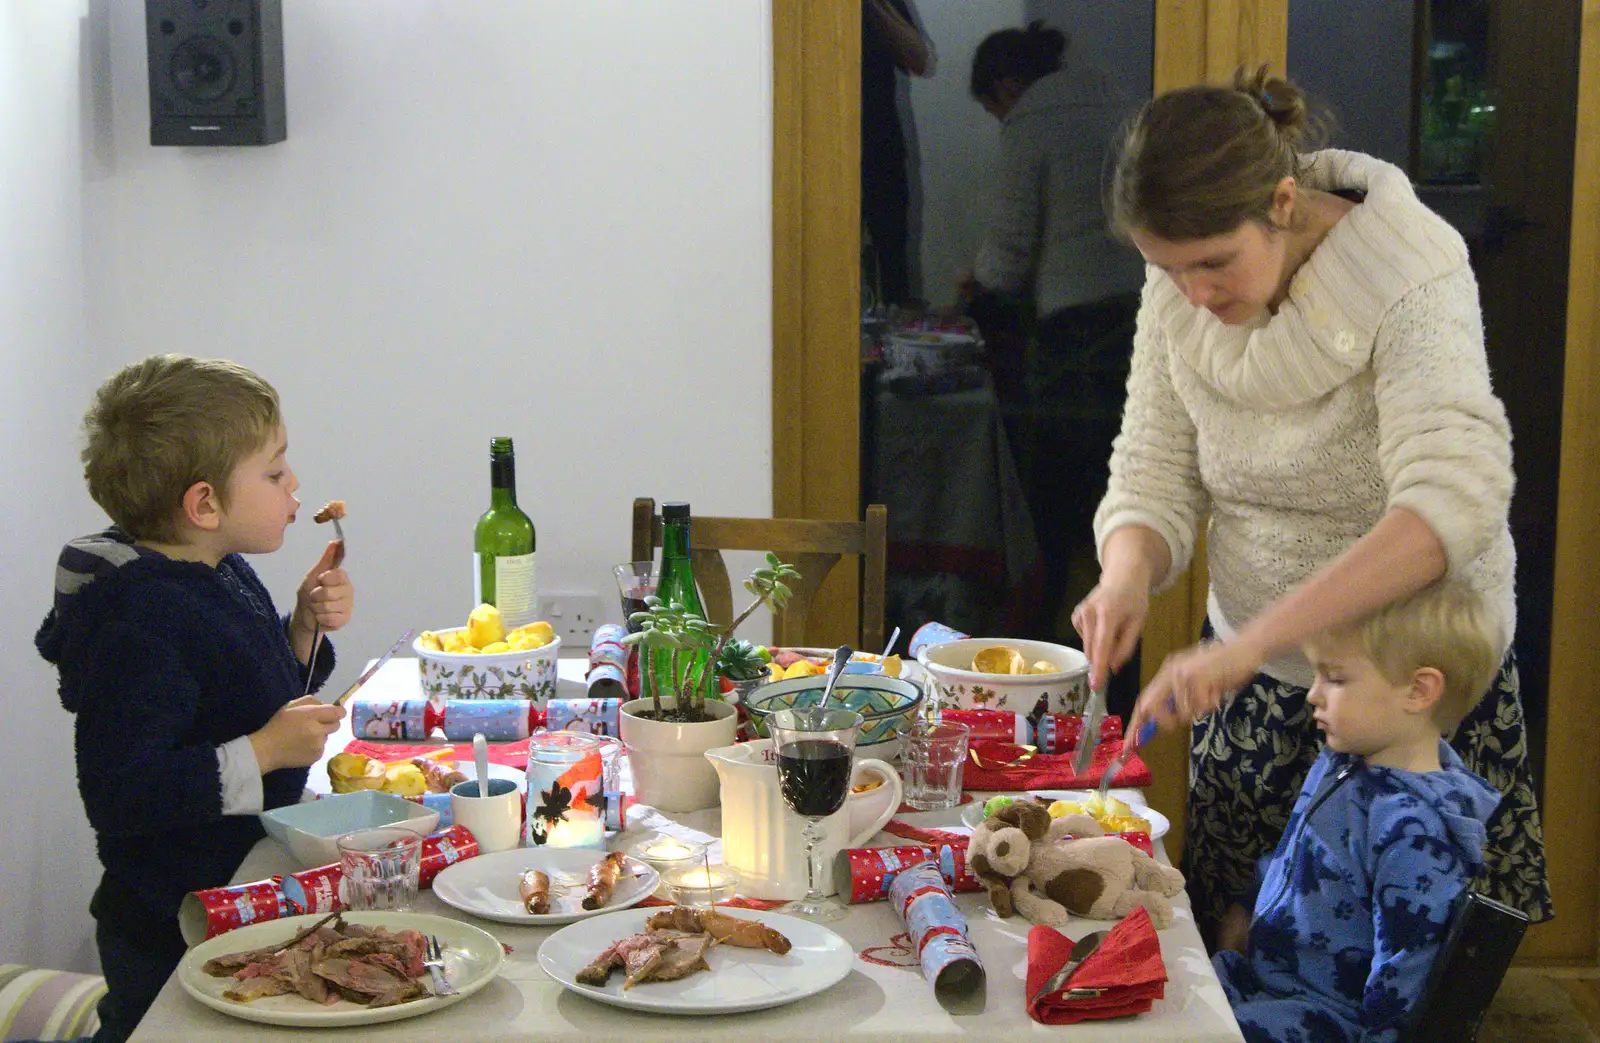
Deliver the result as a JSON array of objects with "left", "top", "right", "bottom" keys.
[
  {"left": 1210, "top": 581, "right": 1502, "bottom": 1043},
  {"left": 35, "top": 355, "right": 354, "bottom": 1043}
]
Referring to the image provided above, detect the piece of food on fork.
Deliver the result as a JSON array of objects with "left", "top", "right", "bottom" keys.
[
  {"left": 313, "top": 500, "right": 347, "bottom": 524},
  {"left": 520, "top": 870, "right": 551, "bottom": 915}
]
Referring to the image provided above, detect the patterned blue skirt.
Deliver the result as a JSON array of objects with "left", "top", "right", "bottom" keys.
[{"left": 1180, "top": 647, "right": 1552, "bottom": 945}]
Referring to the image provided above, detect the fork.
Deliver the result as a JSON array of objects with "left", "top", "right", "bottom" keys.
[
  {"left": 300, "top": 518, "right": 346, "bottom": 696},
  {"left": 423, "top": 935, "right": 458, "bottom": 997}
]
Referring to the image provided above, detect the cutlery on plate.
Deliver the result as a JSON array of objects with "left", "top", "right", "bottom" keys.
[
  {"left": 423, "top": 935, "right": 459, "bottom": 997},
  {"left": 1032, "top": 929, "right": 1109, "bottom": 1004},
  {"left": 880, "top": 626, "right": 901, "bottom": 659},
  {"left": 328, "top": 629, "right": 417, "bottom": 707}
]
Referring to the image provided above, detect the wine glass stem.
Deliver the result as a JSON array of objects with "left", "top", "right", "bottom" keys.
[{"left": 803, "top": 818, "right": 827, "bottom": 904}]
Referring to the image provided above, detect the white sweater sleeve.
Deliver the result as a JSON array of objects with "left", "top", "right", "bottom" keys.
[
  {"left": 1093, "top": 279, "right": 1210, "bottom": 592},
  {"left": 1373, "top": 267, "right": 1513, "bottom": 574}
]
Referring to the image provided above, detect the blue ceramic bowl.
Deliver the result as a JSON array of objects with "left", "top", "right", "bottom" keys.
[
  {"left": 743, "top": 674, "right": 923, "bottom": 756},
  {"left": 260, "top": 790, "right": 439, "bottom": 869}
]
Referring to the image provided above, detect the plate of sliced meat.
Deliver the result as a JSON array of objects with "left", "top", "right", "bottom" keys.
[
  {"left": 538, "top": 906, "right": 853, "bottom": 1014},
  {"left": 429, "top": 848, "right": 659, "bottom": 926},
  {"left": 177, "top": 911, "right": 503, "bottom": 1027}
]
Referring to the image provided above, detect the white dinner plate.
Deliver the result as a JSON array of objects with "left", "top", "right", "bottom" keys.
[
  {"left": 430, "top": 848, "right": 659, "bottom": 926},
  {"left": 538, "top": 906, "right": 853, "bottom": 1015},
  {"left": 178, "top": 911, "right": 503, "bottom": 1028},
  {"left": 960, "top": 789, "right": 1168, "bottom": 839}
]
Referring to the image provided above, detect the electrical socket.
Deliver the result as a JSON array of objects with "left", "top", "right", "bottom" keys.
[{"left": 537, "top": 592, "right": 607, "bottom": 651}]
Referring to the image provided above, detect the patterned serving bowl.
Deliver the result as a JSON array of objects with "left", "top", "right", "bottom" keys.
[
  {"left": 414, "top": 627, "right": 560, "bottom": 703},
  {"left": 916, "top": 637, "right": 1089, "bottom": 716},
  {"left": 742, "top": 674, "right": 924, "bottom": 760}
]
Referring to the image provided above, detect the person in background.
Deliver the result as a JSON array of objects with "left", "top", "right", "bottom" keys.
[
  {"left": 961, "top": 21, "right": 1145, "bottom": 647},
  {"left": 35, "top": 355, "right": 352, "bottom": 1043},
  {"left": 862, "top": 0, "right": 933, "bottom": 307},
  {"left": 1213, "top": 581, "right": 1501, "bottom": 1042},
  {"left": 1073, "top": 67, "right": 1549, "bottom": 946}
]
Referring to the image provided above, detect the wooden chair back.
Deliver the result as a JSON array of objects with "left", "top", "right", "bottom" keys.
[{"left": 631, "top": 498, "right": 887, "bottom": 653}]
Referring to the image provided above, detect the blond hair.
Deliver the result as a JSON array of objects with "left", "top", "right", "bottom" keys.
[
  {"left": 1334, "top": 582, "right": 1500, "bottom": 734},
  {"left": 82, "top": 355, "right": 281, "bottom": 543},
  {"left": 1109, "top": 65, "right": 1329, "bottom": 240}
]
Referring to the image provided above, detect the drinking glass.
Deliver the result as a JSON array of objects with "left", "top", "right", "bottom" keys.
[
  {"left": 612, "top": 560, "right": 659, "bottom": 632},
  {"left": 769, "top": 706, "right": 863, "bottom": 923},
  {"left": 336, "top": 826, "right": 423, "bottom": 911},
  {"left": 902, "top": 719, "right": 970, "bottom": 810}
]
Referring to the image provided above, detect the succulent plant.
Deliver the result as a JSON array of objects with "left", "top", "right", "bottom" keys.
[
  {"left": 716, "top": 638, "right": 770, "bottom": 682},
  {"left": 624, "top": 553, "right": 801, "bottom": 720}
]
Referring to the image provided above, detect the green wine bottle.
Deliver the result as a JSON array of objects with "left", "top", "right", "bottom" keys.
[
  {"left": 474, "top": 437, "right": 537, "bottom": 628},
  {"left": 652, "top": 502, "right": 710, "bottom": 703}
]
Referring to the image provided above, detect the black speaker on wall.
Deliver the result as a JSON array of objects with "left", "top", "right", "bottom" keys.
[{"left": 145, "top": 0, "right": 286, "bottom": 146}]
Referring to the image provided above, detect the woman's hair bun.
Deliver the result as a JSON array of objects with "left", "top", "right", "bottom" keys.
[{"left": 1234, "top": 64, "right": 1310, "bottom": 147}]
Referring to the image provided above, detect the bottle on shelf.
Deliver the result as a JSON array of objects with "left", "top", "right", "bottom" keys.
[
  {"left": 650, "top": 501, "right": 710, "bottom": 703},
  {"left": 474, "top": 436, "right": 537, "bottom": 628}
]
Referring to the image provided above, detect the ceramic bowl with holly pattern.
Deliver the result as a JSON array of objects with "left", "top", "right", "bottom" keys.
[
  {"left": 916, "top": 637, "right": 1089, "bottom": 716},
  {"left": 414, "top": 628, "right": 560, "bottom": 703}
]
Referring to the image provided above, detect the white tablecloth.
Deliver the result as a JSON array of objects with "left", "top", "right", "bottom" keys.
[{"left": 129, "top": 659, "right": 1242, "bottom": 1042}]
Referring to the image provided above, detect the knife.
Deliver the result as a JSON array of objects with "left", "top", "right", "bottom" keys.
[
  {"left": 328, "top": 629, "right": 417, "bottom": 707},
  {"left": 1073, "top": 681, "right": 1106, "bottom": 776}
]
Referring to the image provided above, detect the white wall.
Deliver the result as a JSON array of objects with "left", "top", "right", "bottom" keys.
[{"left": 3, "top": 0, "right": 772, "bottom": 973}]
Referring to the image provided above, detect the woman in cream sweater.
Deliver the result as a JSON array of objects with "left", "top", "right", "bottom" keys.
[{"left": 1073, "top": 68, "right": 1549, "bottom": 943}]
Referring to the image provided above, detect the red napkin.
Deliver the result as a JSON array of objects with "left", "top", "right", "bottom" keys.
[
  {"left": 1026, "top": 907, "right": 1166, "bottom": 1024},
  {"left": 963, "top": 738, "right": 1152, "bottom": 791},
  {"left": 343, "top": 737, "right": 531, "bottom": 769}
]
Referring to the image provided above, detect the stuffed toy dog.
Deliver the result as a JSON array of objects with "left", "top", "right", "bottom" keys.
[{"left": 967, "top": 801, "right": 1187, "bottom": 929}]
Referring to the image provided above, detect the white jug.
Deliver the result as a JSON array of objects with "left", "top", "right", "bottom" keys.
[{"left": 705, "top": 739, "right": 902, "bottom": 900}]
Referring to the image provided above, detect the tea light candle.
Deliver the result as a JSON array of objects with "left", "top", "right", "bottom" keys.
[
  {"left": 664, "top": 864, "right": 740, "bottom": 907},
  {"left": 631, "top": 835, "right": 707, "bottom": 874},
  {"left": 546, "top": 817, "right": 606, "bottom": 850}
]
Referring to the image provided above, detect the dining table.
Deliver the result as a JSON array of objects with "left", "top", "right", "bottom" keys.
[{"left": 128, "top": 657, "right": 1244, "bottom": 1042}]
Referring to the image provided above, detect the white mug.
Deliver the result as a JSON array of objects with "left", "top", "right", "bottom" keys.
[{"left": 450, "top": 777, "right": 522, "bottom": 853}]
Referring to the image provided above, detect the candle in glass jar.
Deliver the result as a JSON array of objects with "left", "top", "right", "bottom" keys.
[
  {"left": 631, "top": 836, "right": 707, "bottom": 872},
  {"left": 664, "top": 863, "right": 740, "bottom": 906},
  {"left": 545, "top": 817, "right": 605, "bottom": 849},
  {"left": 677, "top": 867, "right": 732, "bottom": 889}
]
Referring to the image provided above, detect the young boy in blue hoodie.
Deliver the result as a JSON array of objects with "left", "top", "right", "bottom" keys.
[
  {"left": 35, "top": 355, "right": 353, "bottom": 1043},
  {"left": 1211, "top": 580, "right": 1502, "bottom": 1043}
]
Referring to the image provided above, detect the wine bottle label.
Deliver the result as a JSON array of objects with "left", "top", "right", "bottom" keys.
[{"left": 493, "top": 552, "right": 537, "bottom": 628}]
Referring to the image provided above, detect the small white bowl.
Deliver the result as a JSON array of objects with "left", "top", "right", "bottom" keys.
[
  {"left": 916, "top": 637, "right": 1090, "bottom": 716},
  {"left": 414, "top": 627, "right": 561, "bottom": 703},
  {"left": 260, "top": 791, "right": 439, "bottom": 869}
]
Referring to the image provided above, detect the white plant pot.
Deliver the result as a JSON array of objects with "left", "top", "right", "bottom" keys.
[{"left": 619, "top": 697, "right": 740, "bottom": 813}]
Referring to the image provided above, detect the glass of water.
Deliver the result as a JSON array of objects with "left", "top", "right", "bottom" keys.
[
  {"left": 337, "top": 827, "right": 423, "bottom": 911},
  {"left": 901, "top": 719, "right": 971, "bottom": 810}
]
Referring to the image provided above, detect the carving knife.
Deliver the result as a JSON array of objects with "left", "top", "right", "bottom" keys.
[{"left": 1073, "top": 681, "right": 1106, "bottom": 776}]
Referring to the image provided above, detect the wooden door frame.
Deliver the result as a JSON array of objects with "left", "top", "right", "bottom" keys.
[{"left": 772, "top": 0, "right": 1600, "bottom": 967}]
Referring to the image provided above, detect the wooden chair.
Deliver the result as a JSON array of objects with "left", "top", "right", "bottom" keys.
[{"left": 631, "top": 498, "right": 888, "bottom": 653}]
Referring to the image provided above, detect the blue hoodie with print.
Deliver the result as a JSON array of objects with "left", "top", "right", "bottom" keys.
[{"left": 1213, "top": 741, "right": 1500, "bottom": 1043}]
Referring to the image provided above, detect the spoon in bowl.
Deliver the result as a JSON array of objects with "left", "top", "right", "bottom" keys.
[{"left": 812, "top": 645, "right": 855, "bottom": 722}]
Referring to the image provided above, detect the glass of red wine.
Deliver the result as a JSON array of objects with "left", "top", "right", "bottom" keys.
[
  {"left": 612, "top": 560, "right": 659, "bottom": 633},
  {"left": 768, "top": 705, "right": 864, "bottom": 922}
]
